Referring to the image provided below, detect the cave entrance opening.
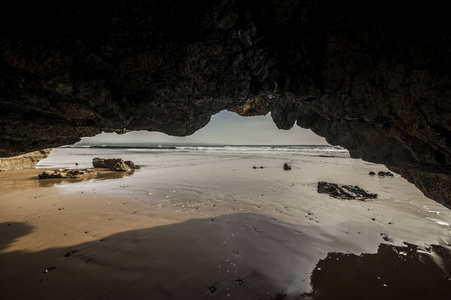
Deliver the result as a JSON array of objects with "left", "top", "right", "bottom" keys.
[
  {"left": 37, "top": 109, "right": 339, "bottom": 169},
  {"left": 74, "top": 110, "right": 329, "bottom": 147}
]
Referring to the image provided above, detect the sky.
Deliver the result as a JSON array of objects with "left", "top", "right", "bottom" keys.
[{"left": 77, "top": 110, "right": 329, "bottom": 145}]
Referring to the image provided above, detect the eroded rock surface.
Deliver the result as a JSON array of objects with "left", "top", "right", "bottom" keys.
[
  {"left": 0, "top": 149, "right": 52, "bottom": 171},
  {"left": 92, "top": 158, "right": 140, "bottom": 172},
  {"left": 0, "top": 1, "right": 450, "bottom": 207}
]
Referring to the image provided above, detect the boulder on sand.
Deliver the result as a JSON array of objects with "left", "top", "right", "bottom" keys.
[
  {"left": 92, "top": 158, "right": 140, "bottom": 172},
  {"left": 317, "top": 181, "right": 378, "bottom": 200}
]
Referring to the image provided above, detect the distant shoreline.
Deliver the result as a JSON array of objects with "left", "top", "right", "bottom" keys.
[{"left": 64, "top": 144, "right": 341, "bottom": 149}]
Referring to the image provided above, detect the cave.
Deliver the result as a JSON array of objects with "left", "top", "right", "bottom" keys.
[
  {"left": 1, "top": 0, "right": 450, "bottom": 208},
  {"left": 1, "top": 0, "right": 450, "bottom": 298}
]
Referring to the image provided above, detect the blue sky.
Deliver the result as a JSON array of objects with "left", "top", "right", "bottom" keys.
[{"left": 77, "top": 110, "right": 328, "bottom": 145}]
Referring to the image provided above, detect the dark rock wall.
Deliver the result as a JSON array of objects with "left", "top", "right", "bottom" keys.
[{"left": 1, "top": 1, "right": 450, "bottom": 207}]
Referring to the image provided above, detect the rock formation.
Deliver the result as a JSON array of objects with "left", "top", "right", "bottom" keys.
[
  {"left": 0, "top": 1, "right": 450, "bottom": 207},
  {"left": 92, "top": 158, "right": 140, "bottom": 172},
  {"left": 38, "top": 168, "right": 96, "bottom": 179},
  {"left": 317, "top": 181, "right": 378, "bottom": 200},
  {"left": 0, "top": 149, "right": 52, "bottom": 171}
]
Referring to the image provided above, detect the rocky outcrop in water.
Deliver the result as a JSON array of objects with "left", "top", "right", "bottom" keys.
[
  {"left": 317, "top": 181, "right": 378, "bottom": 200},
  {"left": 0, "top": 1, "right": 450, "bottom": 207},
  {"left": 0, "top": 149, "right": 52, "bottom": 171}
]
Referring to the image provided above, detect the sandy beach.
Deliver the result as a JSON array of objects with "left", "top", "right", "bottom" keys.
[{"left": 1, "top": 150, "right": 450, "bottom": 299}]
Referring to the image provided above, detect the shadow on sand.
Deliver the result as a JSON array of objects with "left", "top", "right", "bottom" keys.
[{"left": 0, "top": 214, "right": 450, "bottom": 300}]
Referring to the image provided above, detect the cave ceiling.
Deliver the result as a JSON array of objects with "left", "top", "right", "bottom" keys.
[{"left": 0, "top": 0, "right": 450, "bottom": 207}]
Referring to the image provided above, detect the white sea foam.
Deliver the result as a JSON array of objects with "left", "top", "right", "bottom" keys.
[{"left": 426, "top": 218, "right": 449, "bottom": 226}]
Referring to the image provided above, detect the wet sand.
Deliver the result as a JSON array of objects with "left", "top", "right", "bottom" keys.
[{"left": 1, "top": 153, "right": 450, "bottom": 299}]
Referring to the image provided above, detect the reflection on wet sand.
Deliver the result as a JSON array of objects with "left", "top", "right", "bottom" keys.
[
  {"left": 0, "top": 169, "right": 135, "bottom": 191},
  {"left": 307, "top": 243, "right": 451, "bottom": 299}
]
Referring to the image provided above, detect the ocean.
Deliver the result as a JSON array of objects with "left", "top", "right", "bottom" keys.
[{"left": 37, "top": 144, "right": 350, "bottom": 169}]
